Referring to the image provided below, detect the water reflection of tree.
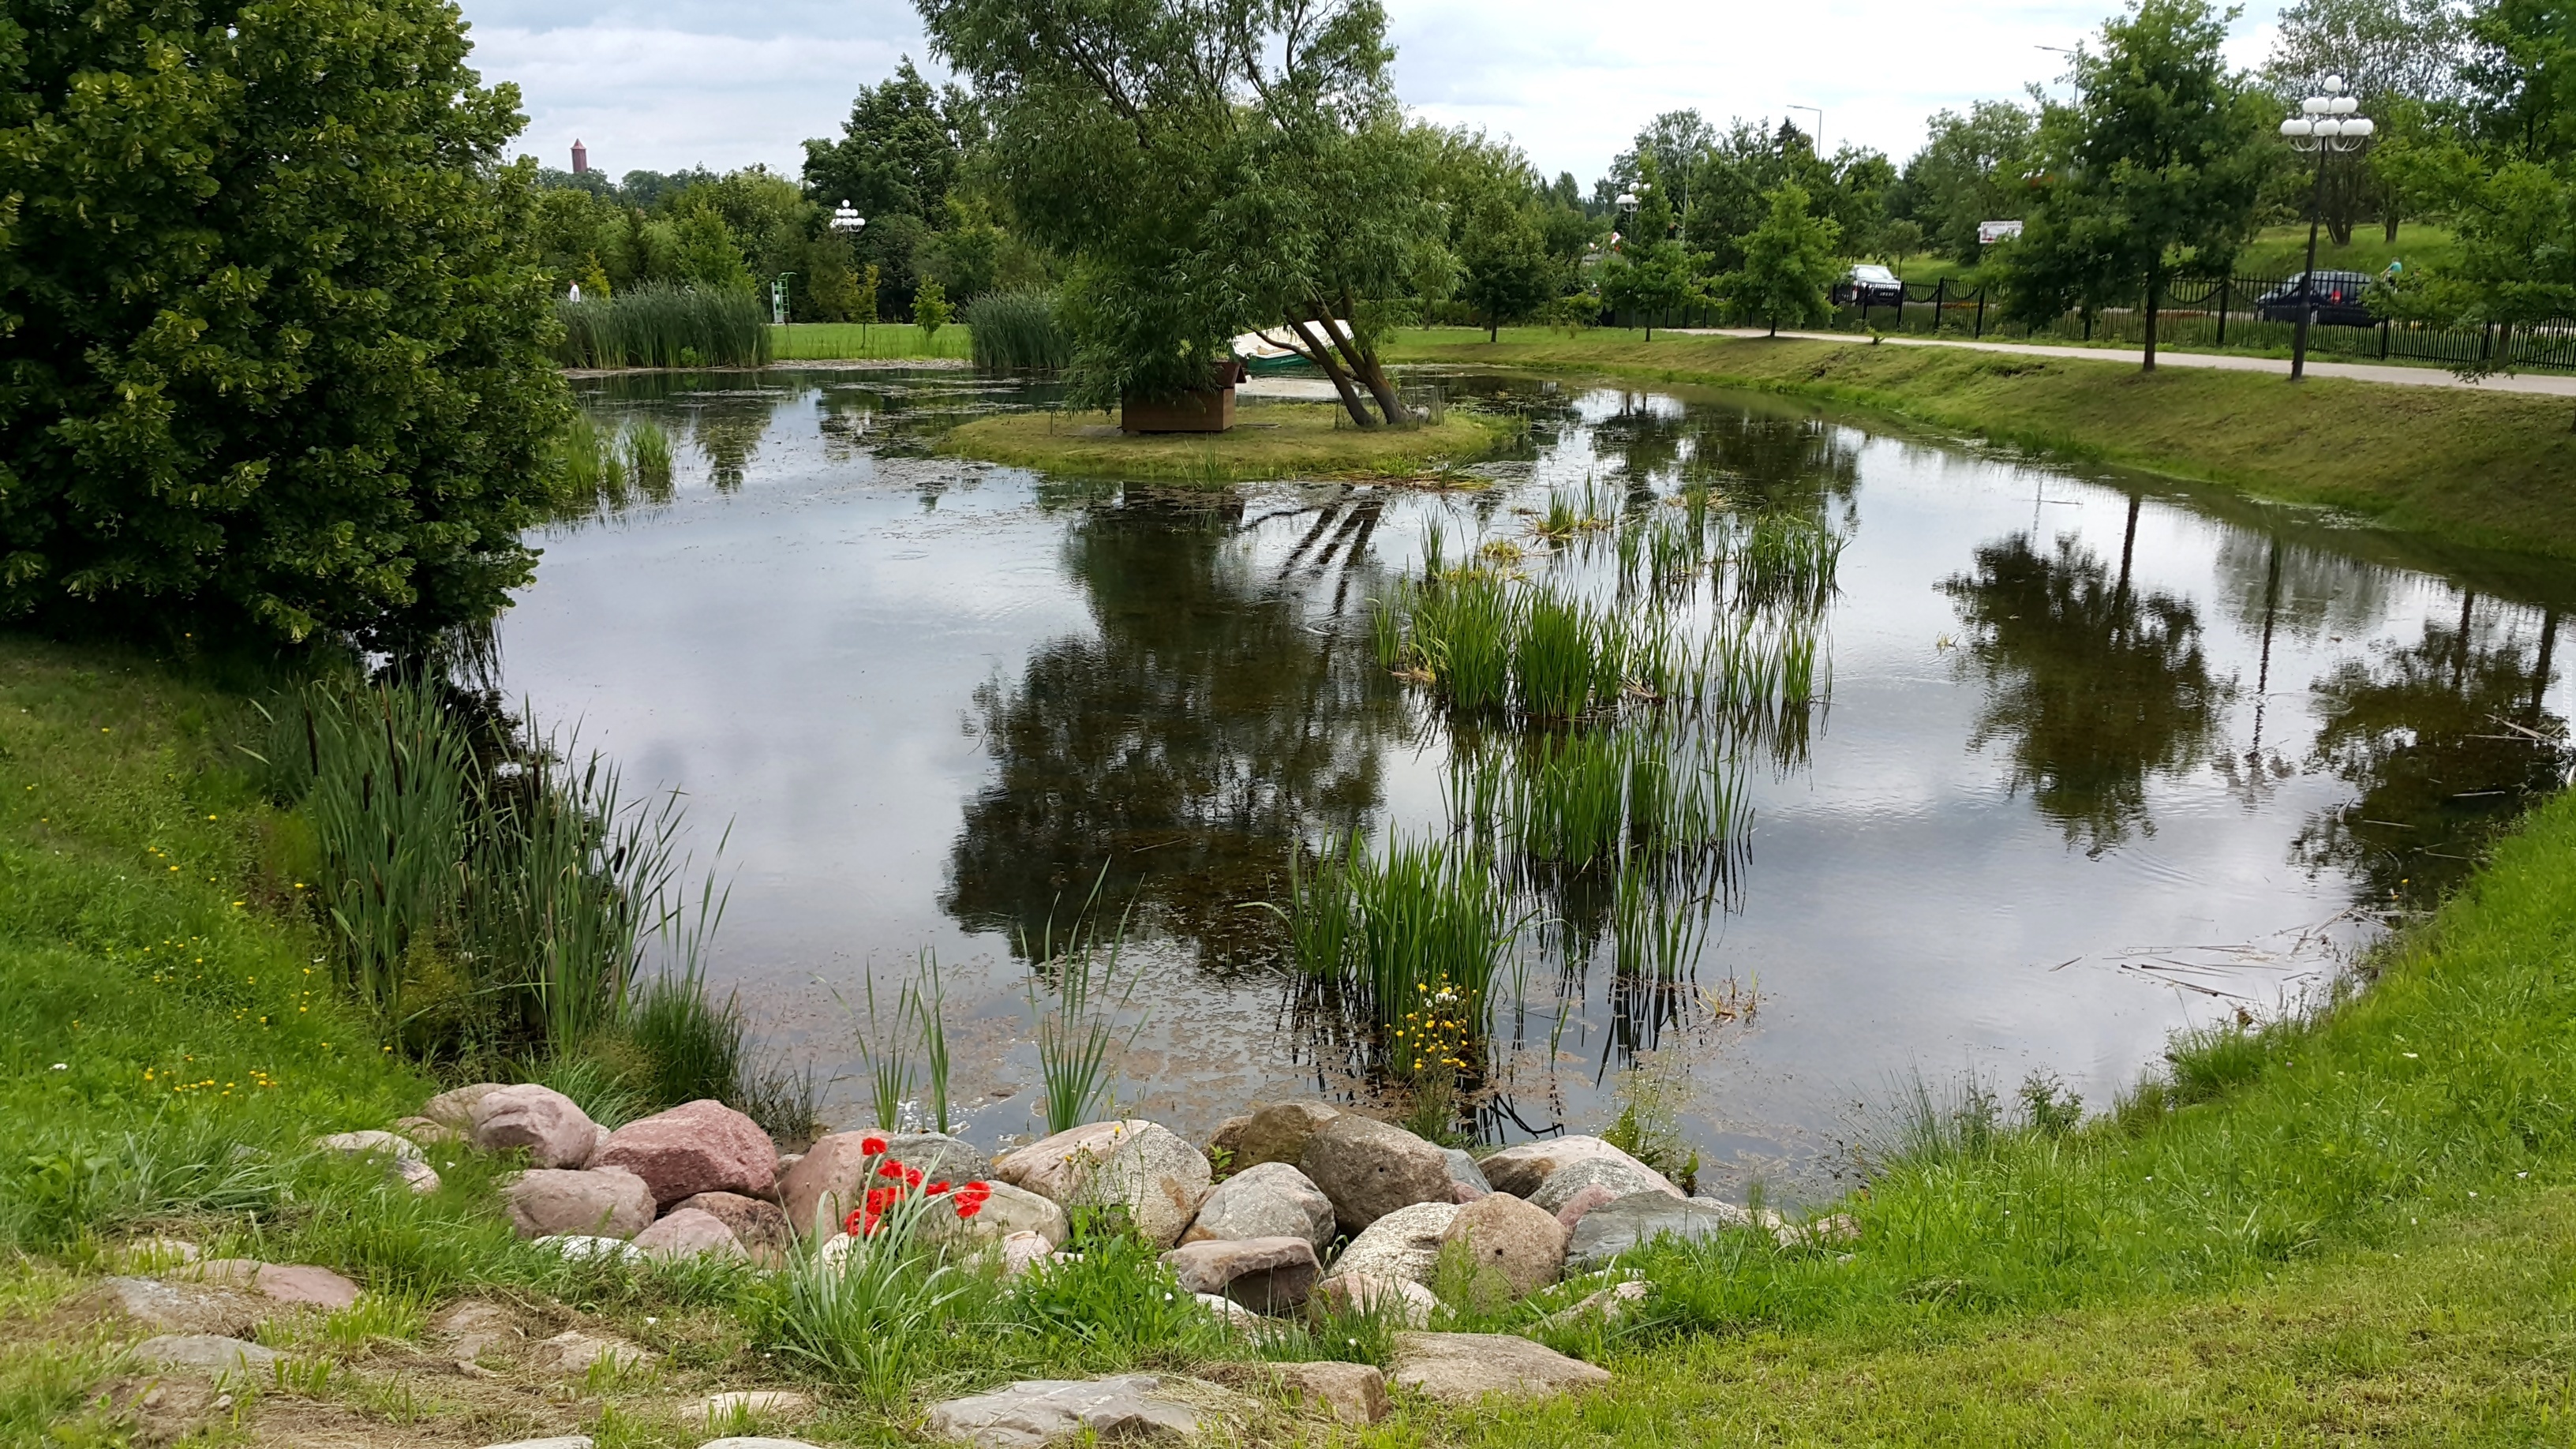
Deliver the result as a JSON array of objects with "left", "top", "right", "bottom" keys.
[
  {"left": 940, "top": 488, "right": 1402, "bottom": 970},
  {"left": 2294, "top": 597, "right": 2569, "bottom": 909},
  {"left": 1942, "top": 509, "right": 2231, "bottom": 856}
]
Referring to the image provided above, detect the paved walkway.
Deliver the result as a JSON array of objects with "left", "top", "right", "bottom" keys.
[{"left": 1678, "top": 328, "right": 2576, "bottom": 398}]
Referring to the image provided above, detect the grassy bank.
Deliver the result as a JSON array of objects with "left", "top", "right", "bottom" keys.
[
  {"left": 13, "top": 628, "right": 2576, "bottom": 1443},
  {"left": 770, "top": 323, "right": 972, "bottom": 361},
  {"left": 1384, "top": 328, "right": 2576, "bottom": 561},
  {"left": 942, "top": 400, "right": 1517, "bottom": 481}
]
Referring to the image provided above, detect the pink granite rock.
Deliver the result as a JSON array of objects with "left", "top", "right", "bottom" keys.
[
  {"left": 1554, "top": 1184, "right": 1621, "bottom": 1234},
  {"left": 630, "top": 1207, "right": 746, "bottom": 1261},
  {"left": 254, "top": 1264, "right": 361, "bottom": 1309},
  {"left": 502, "top": 1166, "right": 657, "bottom": 1240},
  {"left": 591, "top": 1099, "right": 777, "bottom": 1208},
  {"left": 469, "top": 1084, "right": 599, "bottom": 1168}
]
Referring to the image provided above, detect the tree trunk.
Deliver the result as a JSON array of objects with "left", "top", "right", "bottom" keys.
[
  {"left": 1323, "top": 305, "right": 1411, "bottom": 426},
  {"left": 1282, "top": 316, "right": 1377, "bottom": 429},
  {"left": 1488, "top": 313, "right": 1498, "bottom": 343},
  {"left": 2141, "top": 273, "right": 2160, "bottom": 373},
  {"left": 2385, "top": 206, "right": 2400, "bottom": 244}
]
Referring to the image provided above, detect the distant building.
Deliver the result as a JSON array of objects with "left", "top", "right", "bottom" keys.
[{"left": 571, "top": 139, "right": 590, "bottom": 175}]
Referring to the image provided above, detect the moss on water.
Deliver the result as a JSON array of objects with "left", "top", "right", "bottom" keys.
[{"left": 940, "top": 400, "right": 1517, "bottom": 482}]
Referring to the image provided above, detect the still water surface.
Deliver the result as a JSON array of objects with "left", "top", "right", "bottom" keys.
[{"left": 506, "top": 366, "right": 2574, "bottom": 1196}]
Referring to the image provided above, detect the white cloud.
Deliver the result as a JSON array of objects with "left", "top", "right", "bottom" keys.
[{"left": 472, "top": 0, "right": 2289, "bottom": 183}]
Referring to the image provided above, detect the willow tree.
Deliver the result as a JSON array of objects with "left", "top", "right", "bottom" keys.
[{"left": 915, "top": 0, "right": 1439, "bottom": 426}]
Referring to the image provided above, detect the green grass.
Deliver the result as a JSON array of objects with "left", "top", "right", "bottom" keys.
[
  {"left": 1384, "top": 328, "right": 2576, "bottom": 561},
  {"left": 941, "top": 401, "right": 1518, "bottom": 481},
  {"left": 769, "top": 322, "right": 975, "bottom": 361}
]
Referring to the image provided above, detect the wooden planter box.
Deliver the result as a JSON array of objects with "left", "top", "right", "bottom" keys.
[{"left": 1121, "top": 386, "right": 1236, "bottom": 434}]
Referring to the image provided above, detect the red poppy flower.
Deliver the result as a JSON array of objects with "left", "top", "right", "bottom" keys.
[
  {"left": 956, "top": 1200, "right": 983, "bottom": 1219},
  {"left": 878, "top": 1159, "right": 910, "bottom": 1179},
  {"left": 844, "top": 1208, "right": 867, "bottom": 1236},
  {"left": 861, "top": 1136, "right": 888, "bottom": 1155},
  {"left": 926, "top": 1181, "right": 951, "bottom": 1196},
  {"left": 902, "top": 1165, "right": 923, "bottom": 1188}
]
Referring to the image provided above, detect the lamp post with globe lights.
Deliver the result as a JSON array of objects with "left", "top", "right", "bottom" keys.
[
  {"left": 2278, "top": 76, "right": 2374, "bottom": 381},
  {"left": 829, "top": 201, "right": 867, "bottom": 343}
]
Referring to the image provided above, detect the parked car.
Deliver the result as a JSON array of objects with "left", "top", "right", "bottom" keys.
[
  {"left": 1832, "top": 264, "right": 1906, "bottom": 307},
  {"left": 2255, "top": 271, "right": 2376, "bottom": 328}
]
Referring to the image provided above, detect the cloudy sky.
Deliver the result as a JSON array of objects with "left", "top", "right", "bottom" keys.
[{"left": 466, "top": 0, "right": 2283, "bottom": 188}]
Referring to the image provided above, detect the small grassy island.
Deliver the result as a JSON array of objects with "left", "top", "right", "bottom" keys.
[{"left": 941, "top": 401, "right": 1518, "bottom": 482}]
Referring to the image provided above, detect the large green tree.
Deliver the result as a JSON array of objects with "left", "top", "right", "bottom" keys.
[
  {"left": 1896, "top": 101, "right": 2039, "bottom": 263},
  {"left": 2002, "top": 0, "right": 2272, "bottom": 370},
  {"left": 2263, "top": 0, "right": 2467, "bottom": 240},
  {"left": 917, "top": 0, "right": 1437, "bottom": 426},
  {"left": 0, "top": 0, "right": 567, "bottom": 647},
  {"left": 1723, "top": 182, "right": 1844, "bottom": 334},
  {"left": 1596, "top": 167, "right": 1703, "bottom": 339}
]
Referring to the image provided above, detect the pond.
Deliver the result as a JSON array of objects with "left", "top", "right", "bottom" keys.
[{"left": 504, "top": 365, "right": 2575, "bottom": 1199}]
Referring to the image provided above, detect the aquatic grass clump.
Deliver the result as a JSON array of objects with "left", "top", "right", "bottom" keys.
[
  {"left": 622, "top": 419, "right": 676, "bottom": 499},
  {"left": 1733, "top": 512, "right": 1847, "bottom": 612},
  {"left": 558, "top": 411, "right": 631, "bottom": 513},
  {"left": 964, "top": 290, "right": 1071, "bottom": 371},
  {"left": 556, "top": 284, "right": 773, "bottom": 369},
  {"left": 1513, "top": 587, "right": 1632, "bottom": 719},
  {"left": 1277, "top": 833, "right": 1518, "bottom": 1047},
  {"left": 1020, "top": 879, "right": 1141, "bottom": 1133}
]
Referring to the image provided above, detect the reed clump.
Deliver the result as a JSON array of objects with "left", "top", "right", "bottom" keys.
[
  {"left": 964, "top": 290, "right": 1071, "bottom": 371},
  {"left": 556, "top": 284, "right": 773, "bottom": 370},
  {"left": 1276, "top": 833, "right": 1518, "bottom": 1050}
]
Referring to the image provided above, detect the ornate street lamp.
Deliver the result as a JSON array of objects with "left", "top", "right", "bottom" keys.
[
  {"left": 830, "top": 200, "right": 866, "bottom": 234},
  {"left": 2278, "top": 75, "right": 2374, "bottom": 381}
]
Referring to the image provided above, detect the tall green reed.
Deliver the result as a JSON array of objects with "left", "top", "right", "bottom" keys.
[
  {"left": 622, "top": 419, "right": 676, "bottom": 499},
  {"left": 1020, "top": 878, "right": 1140, "bottom": 1133},
  {"left": 963, "top": 290, "right": 1070, "bottom": 371},
  {"left": 555, "top": 284, "right": 773, "bottom": 369}
]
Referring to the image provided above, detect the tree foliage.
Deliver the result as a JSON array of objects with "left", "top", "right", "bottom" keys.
[
  {"left": 1896, "top": 102, "right": 2039, "bottom": 263},
  {"left": 1724, "top": 183, "right": 1844, "bottom": 334},
  {"left": 0, "top": 0, "right": 567, "bottom": 647},
  {"left": 2002, "top": 0, "right": 2272, "bottom": 369}
]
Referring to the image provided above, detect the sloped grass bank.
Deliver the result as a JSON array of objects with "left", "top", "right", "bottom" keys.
[
  {"left": 10, "top": 631, "right": 2576, "bottom": 1443},
  {"left": 1383, "top": 328, "right": 2576, "bottom": 562},
  {"left": 941, "top": 402, "right": 1518, "bottom": 482}
]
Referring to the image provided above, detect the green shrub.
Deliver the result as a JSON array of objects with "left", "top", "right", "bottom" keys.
[
  {"left": 555, "top": 284, "right": 773, "bottom": 369},
  {"left": 965, "top": 290, "right": 1072, "bottom": 370},
  {"left": 0, "top": 0, "right": 567, "bottom": 649}
]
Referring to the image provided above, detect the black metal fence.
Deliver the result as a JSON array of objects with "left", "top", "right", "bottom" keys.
[{"left": 1587, "top": 269, "right": 2576, "bottom": 373}]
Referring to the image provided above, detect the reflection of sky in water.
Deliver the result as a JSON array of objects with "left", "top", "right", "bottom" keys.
[{"left": 500, "top": 368, "right": 2574, "bottom": 1199}]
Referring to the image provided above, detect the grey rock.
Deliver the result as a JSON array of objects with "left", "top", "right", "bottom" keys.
[
  {"left": 673, "top": 1191, "right": 794, "bottom": 1264},
  {"left": 536, "top": 1234, "right": 646, "bottom": 1264},
  {"left": 631, "top": 1207, "right": 747, "bottom": 1261},
  {"left": 528, "top": 1329, "right": 651, "bottom": 1376},
  {"left": 1209, "top": 1100, "right": 1342, "bottom": 1170},
  {"left": 1526, "top": 1155, "right": 1680, "bottom": 1215},
  {"left": 1210, "top": 1359, "right": 1390, "bottom": 1424},
  {"left": 687, "top": 1390, "right": 814, "bottom": 1428},
  {"left": 919, "top": 1180, "right": 1071, "bottom": 1251},
  {"left": 132, "top": 1335, "right": 279, "bottom": 1374},
  {"left": 1564, "top": 1191, "right": 1750, "bottom": 1271},
  {"left": 313, "top": 1129, "right": 423, "bottom": 1162},
  {"left": 93, "top": 1276, "right": 256, "bottom": 1336},
  {"left": 1442, "top": 1148, "right": 1491, "bottom": 1195},
  {"left": 1298, "top": 1115, "right": 1449, "bottom": 1231},
  {"left": 992, "top": 1121, "right": 1209, "bottom": 1248},
  {"left": 432, "top": 1300, "right": 520, "bottom": 1361},
  {"left": 1308, "top": 1273, "right": 1436, "bottom": 1327},
  {"left": 1182, "top": 1160, "right": 1334, "bottom": 1250},
  {"left": 1389, "top": 1331, "right": 1610, "bottom": 1402},
  {"left": 1162, "top": 1235, "right": 1319, "bottom": 1312},
  {"left": 1552, "top": 1184, "right": 1621, "bottom": 1234},
  {"left": 1537, "top": 1279, "right": 1651, "bottom": 1330},
  {"left": 1477, "top": 1136, "right": 1660, "bottom": 1199},
  {"left": 924, "top": 1374, "right": 1201, "bottom": 1449},
  {"left": 1321, "top": 1200, "right": 1456, "bottom": 1286}
]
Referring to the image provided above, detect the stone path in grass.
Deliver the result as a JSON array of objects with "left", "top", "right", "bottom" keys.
[{"left": 1674, "top": 328, "right": 2576, "bottom": 397}]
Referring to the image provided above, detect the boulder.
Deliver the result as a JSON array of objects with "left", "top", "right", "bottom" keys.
[
  {"left": 1564, "top": 1192, "right": 1750, "bottom": 1271},
  {"left": 672, "top": 1191, "right": 793, "bottom": 1264},
  {"left": 1320, "top": 1200, "right": 1456, "bottom": 1286},
  {"left": 1308, "top": 1273, "right": 1436, "bottom": 1328},
  {"left": 1162, "top": 1236, "right": 1320, "bottom": 1312},
  {"left": 1440, "top": 1193, "right": 1566, "bottom": 1298},
  {"left": 921, "top": 1181, "right": 1069, "bottom": 1250},
  {"left": 777, "top": 1131, "right": 988, "bottom": 1240},
  {"left": 1476, "top": 1136, "right": 1661, "bottom": 1199},
  {"left": 253, "top": 1264, "right": 361, "bottom": 1309},
  {"left": 1442, "top": 1148, "right": 1491, "bottom": 1195},
  {"left": 527, "top": 1330, "right": 651, "bottom": 1376},
  {"left": 1181, "top": 1161, "right": 1334, "bottom": 1250},
  {"left": 1527, "top": 1155, "right": 1680, "bottom": 1215},
  {"left": 470, "top": 1085, "right": 599, "bottom": 1169},
  {"left": 924, "top": 1374, "right": 1202, "bottom": 1449},
  {"left": 133, "top": 1335, "right": 279, "bottom": 1375},
  {"left": 992, "top": 1121, "right": 1210, "bottom": 1248},
  {"left": 419, "top": 1081, "right": 507, "bottom": 1131},
  {"left": 395, "top": 1115, "right": 463, "bottom": 1145},
  {"left": 1537, "top": 1279, "right": 1651, "bottom": 1330},
  {"left": 503, "top": 1167, "right": 656, "bottom": 1240},
  {"left": 1209, "top": 1100, "right": 1342, "bottom": 1170},
  {"left": 114, "top": 1236, "right": 199, "bottom": 1269},
  {"left": 314, "top": 1130, "right": 440, "bottom": 1195},
  {"left": 1298, "top": 1116, "right": 1448, "bottom": 1230},
  {"left": 1389, "top": 1331, "right": 1610, "bottom": 1402},
  {"left": 95, "top": 1278, "right": 257, "bottom": 1336},
  {"left": 1195, "top": 1292, "right": 1264, "bottom": 1331},
  {"left": 591, "top": 1099, "right": 777, "bottom": 1207},
  {"left": 998, "top": 1230, "right": 1058, "bottom": 1278},
  {"left": 630, "top": 1208, "right": 746, "bottom": 1262},
  {"left": 1210, "top": 1359, "right": 1390, "bottom": 1425},
  {"left": 432, "top": 1300, "right": 521, "bottom": 1362},
  {"left": 688, "top": 1390, "right": 814, "bottom": 1428},
  {"left": 1553, "top": 1184, "right": 1621, "bottom": 1234}
]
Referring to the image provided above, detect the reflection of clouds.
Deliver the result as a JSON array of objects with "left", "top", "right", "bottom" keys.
[{"left": 2212, "top": 529, "right": 2400, "bottom": 646}]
